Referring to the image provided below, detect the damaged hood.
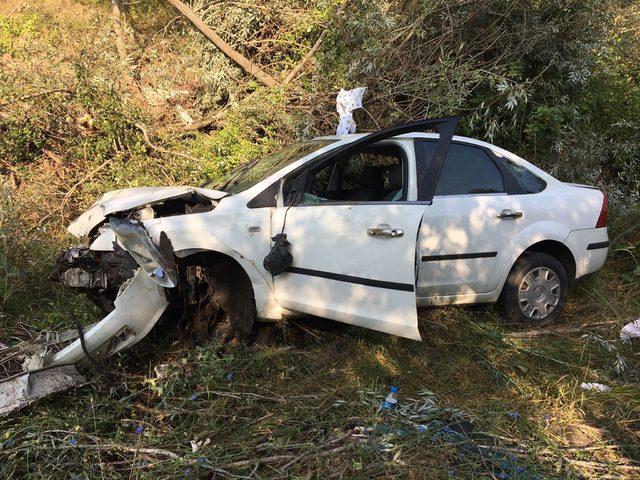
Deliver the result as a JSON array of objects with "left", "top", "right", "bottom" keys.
[{"left": 68, "top": 186, "right": 227, "bottom": 237}]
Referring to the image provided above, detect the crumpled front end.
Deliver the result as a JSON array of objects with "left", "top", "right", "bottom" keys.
[
  {"left": 0, "top": 232, "right": 172, "bottom": 417},
  {"left": 47, "top": 268, "right": 170, "bottom": 367},
  {"left": 0, "top": 264, "right": 169, "bottom": 416},
  {"left": 16, "top": 216, "right": 176, "bottom": 369},
  {"left": 1, "top": 185, "right": 261, "bottom": 416},
  {"left": 1, "top": 188, "right": 222, "bottom": 416}
]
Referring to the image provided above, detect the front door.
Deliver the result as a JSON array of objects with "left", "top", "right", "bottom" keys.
[
  {"left": 271, "top": 142, "right": 425, "bottom": 340},
  {"left": 273, "top": 204, "right": 427, "bottom": 340},
  {"left": 265, "top": 117, "right": 458, "bottom": 340}
]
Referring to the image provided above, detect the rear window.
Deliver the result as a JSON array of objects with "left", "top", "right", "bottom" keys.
[
  {"left": 503, "top": 159, "right": 547, "bottom": 193},
  {"left": 435, "top": 144, "right": 504, "bottom": 196}
]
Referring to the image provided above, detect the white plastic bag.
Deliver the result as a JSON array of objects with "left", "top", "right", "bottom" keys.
[
  {"left": 336, "top": 87, "right": 366, "bottom": 135},
  {"left": 620, "top": 318, "right": 640, "bottom": 340},
  {"left": 580, "top": 382, "right": 611, "bottom": 393}
]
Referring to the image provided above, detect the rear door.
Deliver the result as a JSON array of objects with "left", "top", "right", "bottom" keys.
[
  {"left": 270, "top": 118, "right": 458, "bottom": 340},
  {"left": 415, "top": 141, "right": 540, "bottom": 298}
]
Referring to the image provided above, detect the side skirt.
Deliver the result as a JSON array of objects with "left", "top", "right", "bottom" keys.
[{"left": 416, "top": 290, "right": 501, "bottom": 308}]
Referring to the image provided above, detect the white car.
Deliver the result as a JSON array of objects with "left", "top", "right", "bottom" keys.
[{"left": 43, "top": 117, "right": 609, "bottom": 367}]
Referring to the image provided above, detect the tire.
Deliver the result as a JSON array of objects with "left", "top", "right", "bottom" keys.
[{"left": 498, "top": 252, "right": 569, "bottom": 326}]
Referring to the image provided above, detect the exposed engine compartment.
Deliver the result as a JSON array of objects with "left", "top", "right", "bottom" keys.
[
  {"left": 130, "top": 194, "right": 215, "bottom": 222},
  {"left": 54, "top": 192, "right": 215, "bottom": 307},
  {"left": 50, "top": 245, "right": 138, "bottom": 312},
  {"left": 52, "top": 195, "right": 254, "bottom": 347}
]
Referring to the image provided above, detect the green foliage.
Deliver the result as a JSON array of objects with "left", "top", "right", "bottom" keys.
[
  {"left": 0, "top": 118, "right": 48, "bottom": 165},
  {"left": 0, "top": 12, "right": 38, "bottom": 54}
]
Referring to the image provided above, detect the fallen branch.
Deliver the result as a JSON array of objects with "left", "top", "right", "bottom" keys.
[
  {"left": 255, "top": 441, "right": 314, "bottom": 452},
  {"left": 165, "top": 0, "right": 277, "bottom": 87},
  {"left": 222, "top": 454, "right": 296, "bottom": 469},
  {"left": 281, "top": 0, "right": 351, "bottom": 87},
  {"left": 223, "top": 444, "right": 357, "bottom": 471},
  {"left": 135, "top": 122, "right": 200, "bottom": 163},
  {"left": 2, "top": 442, "right": 179, "bottom": 459},
  {"left": 282, "top": 30, "right": 327, "bottom": 87},
  {"left": 279, "top": 441, "right": 356, "bottom": 473},
  {"left": 164, "top": 106, "right": 229, "bottom": 134},
  {"left": 225, "top": 434, "right": 359, "bottom": 472},
  {"left": 6, "top": 1, "right": 25, "bottom": 18},
  {"left": 505, "top": 321, "right": 615, "bottom": 339},
  {"left": 565, "top": 458, "right": 640, "bottom": 473},
  {"left": 209, "top": 390, "right": 286, "bottom": 404},
  {"left": 112, "top": 0, "right": 131, "bottom": 75}
]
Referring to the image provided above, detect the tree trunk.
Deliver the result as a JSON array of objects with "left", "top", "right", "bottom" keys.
[{"left": 165, "top": 0, "right": 278, "bottom": 88}]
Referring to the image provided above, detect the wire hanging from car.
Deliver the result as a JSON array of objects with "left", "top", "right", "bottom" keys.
[{"left": 52, "top": 263, "right": 107, "bottom": 377}]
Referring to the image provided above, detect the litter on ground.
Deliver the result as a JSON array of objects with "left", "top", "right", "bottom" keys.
[
  {"left": 580, "top": 382, "right": 612, "bottom": 393},
  {"left": 620, "top": 318, "right": 640, "bottom": 340}
]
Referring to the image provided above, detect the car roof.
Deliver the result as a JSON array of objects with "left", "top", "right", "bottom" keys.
[{"left": 314, "top": 132, "right": 494, "bottom": 149}]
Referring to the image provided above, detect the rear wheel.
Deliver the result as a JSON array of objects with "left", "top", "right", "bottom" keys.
[{"left": 498, "top": 252, "right": 569, "bottom": 325}]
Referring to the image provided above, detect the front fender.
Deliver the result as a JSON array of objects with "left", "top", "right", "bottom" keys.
[{"left": 143, "top": 212, "right": 282, "bottom": 321}]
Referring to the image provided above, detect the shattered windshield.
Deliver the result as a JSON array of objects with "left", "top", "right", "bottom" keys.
[{"left": 209, "top": 140, "right": 336, "bottom": 194}]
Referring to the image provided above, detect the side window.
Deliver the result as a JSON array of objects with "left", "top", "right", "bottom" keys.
[
  {"left": 502, "top": 159, "right": 547, "bottom": 193},
  {"left": 435, "top": 144, "right": 504, "bottom": 196},
  {"left": 284, "top": 144, "right": 406, "bottom": 205}
]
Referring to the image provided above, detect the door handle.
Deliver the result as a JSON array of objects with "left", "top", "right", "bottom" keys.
[
  {"left": 367, "top": 225, "right": 404, "bottom": 237},
  {"left": 497, "top": 209, "right": 523, "bottom": 219}
]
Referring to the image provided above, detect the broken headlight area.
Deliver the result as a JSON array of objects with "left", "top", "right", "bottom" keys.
[
  {"left": 50, "top": 243, "right": 139, "bottom": 312},
  {"left": 109, "top": 217, "right": 178, "bottom": 288},
  {"left": 51, "top": 217, "right": 178, "bottom": 311},
  {"left": 52, "top": 219, "right": 254, "bottom": 348}
]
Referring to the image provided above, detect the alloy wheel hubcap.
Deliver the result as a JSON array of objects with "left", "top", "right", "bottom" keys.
[{"left": 518, "top": 267, "right": 561, "bottom": 320}]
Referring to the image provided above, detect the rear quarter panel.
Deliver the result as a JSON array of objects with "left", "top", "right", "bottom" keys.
[
  {"left": 495, "top": 182, "right": 605, "bottom": 292},
  {"left": 564, "top": 227, "right": 609, "bottom": 278}
]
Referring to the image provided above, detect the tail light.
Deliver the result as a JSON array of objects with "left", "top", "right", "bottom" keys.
[{"left": 595, "top": 191, "right": 608, "bottom": 228}]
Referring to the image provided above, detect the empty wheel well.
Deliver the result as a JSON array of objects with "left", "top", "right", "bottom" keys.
[
  {"left": 520, "top": 240, "right": 576, "bottom": 286},
  {"left": 178, "top": 250, "right": 256, "bottom": 305},
  {"left": 171, "top": 250, "right": 256, "bottom": 340}
]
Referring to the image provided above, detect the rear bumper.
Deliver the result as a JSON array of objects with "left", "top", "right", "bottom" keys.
[{"left": 564, "top": 227, "right": 609, "bottom": 279}]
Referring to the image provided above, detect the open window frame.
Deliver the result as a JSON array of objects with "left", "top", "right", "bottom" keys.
[
  {"left": 247, "top": 116, "right": 460, "bottom": 208},
  {"left": 283, "top": 141, "right": 409, "bottom": 206}
]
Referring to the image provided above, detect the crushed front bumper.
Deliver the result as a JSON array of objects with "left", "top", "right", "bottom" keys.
[
  {"left": 0, "top": 268, "right": 169, "bottom": 417},
  {"left": 43, "top": 219, "right": 176, "bottom": 367},
  {"left": 44, "top": 268, "right": 169, "bottom": 367}
]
